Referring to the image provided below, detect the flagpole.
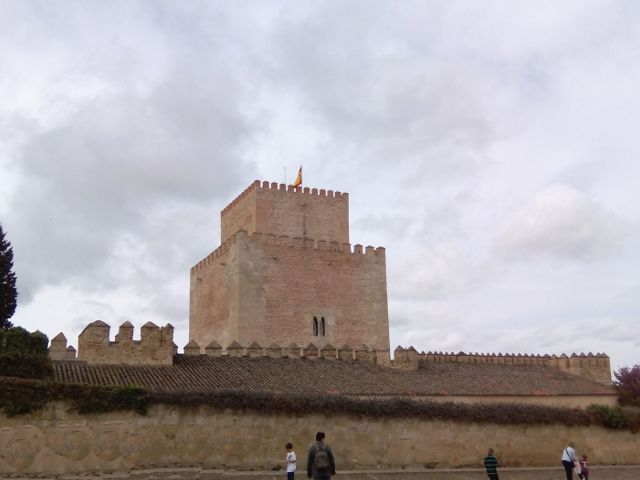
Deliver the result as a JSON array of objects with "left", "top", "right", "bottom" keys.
[{"left": 284, "top": 166, "right": 287, "bottom": 185}]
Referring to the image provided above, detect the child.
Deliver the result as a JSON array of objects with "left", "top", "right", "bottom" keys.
[
  {"left": 483, "top": 448, "right": 500, "bottom": 480},
  {"left": 285, "top": 442, "right": 297, "bottom": 480},
  {"left": 578, "top": 454, "right": 589, "bottom": 480}
]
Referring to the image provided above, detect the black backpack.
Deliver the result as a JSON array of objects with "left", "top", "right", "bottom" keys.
[{"left": 314, "top": 445, "right": 331, "bottom": 473}]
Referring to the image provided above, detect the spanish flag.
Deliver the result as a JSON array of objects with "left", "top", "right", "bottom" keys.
[{"left": 292, "top": 166, "right": 302, "bottom": 187}]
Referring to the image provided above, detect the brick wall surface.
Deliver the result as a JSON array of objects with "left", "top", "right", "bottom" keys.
[
  {"left": 190, "top": 231, "right": 389, "bottom": 352},
  {"left": 189, "top": 240, "right": 238, "bottom": 350},
  {"left": 220, "top": 185, "right": 257, "bottom": 243},
  {"left": 192, "top": 181, "right": 387, "bottom": 354},
  {"left": 244, "top": 234, "right": 388, "bottom": 349},
  {"left": 221, "top": 181, "right": 349, "bottom": 244}
]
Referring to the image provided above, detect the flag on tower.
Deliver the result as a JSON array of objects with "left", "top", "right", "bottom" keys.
[{"left": 292, "top": 166, "right": 302, "bottom": 187}]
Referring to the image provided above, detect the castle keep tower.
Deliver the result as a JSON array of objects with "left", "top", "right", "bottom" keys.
[{"left": 189, "top": 180, "right": 390, "bottom": 355}]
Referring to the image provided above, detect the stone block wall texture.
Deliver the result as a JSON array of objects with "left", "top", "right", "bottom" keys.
[
  {"left": 421, "top": 394, "right": 617, "bottom": 408},
  {"left": 421, "top": 351, "right": 612, "bottom": 385},
  {"left": 220, "top": 181, "right": 349, "bottom": 244},
  {"left": 1, "top": 402, "right": 638, "bottom": 475},
  {"left": 190, "top": 230, "right": 389, "bottom": 352},
  {"left": 48, "top": 333, "right": 76, "bottom": 361},
  {"left": 192, "top": 180, "right": 382, "bottom": 352},
  {"left": 74, "top": 321, "right": 175, "bottom": 365}
]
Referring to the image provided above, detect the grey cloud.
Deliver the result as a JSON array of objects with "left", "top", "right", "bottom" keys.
[
  {"left": 352, "top": 214, "right": 414, "bottom": 240},
  {"left": 2, "top": 1, "right": 639, "bottom": 371},
  {"left": 495, "top": 184, "right": 625, "bottom": 261},
  {"left": 389, "top": 243, "right": 479, "bottom": 301},
  {"left": 6, "top": 72, "right": 257, "bottom": 303},
  {"left": 264, "top": 3, "right": 509, "bottom": 171}
]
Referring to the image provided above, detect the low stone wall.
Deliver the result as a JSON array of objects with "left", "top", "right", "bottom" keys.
[
  {"left": 421, "top": 394, "right": 618, "bottom": 408},
  {"left": 0, "top": 402, "right": 638, "bottom": 475}
]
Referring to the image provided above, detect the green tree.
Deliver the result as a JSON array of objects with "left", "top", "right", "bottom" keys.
[{"left": 0, "top": 224, "right": 17, "bottom": 329}]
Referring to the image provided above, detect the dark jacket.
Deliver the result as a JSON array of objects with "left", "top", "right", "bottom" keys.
[
  {"left": 307, "top": 441, "right": 336, "bottom": 479},
  {"left": 484, "top": 454, "right": 498, "bottom": 474}
]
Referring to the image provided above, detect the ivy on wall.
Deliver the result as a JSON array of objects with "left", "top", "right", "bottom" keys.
[
  {"left": 0, "top": 327, "right": 48, "bottom": 355},
  {"left": 0, "top": 377, "right": 148, "bottom": 416},
  {"left": 1, "top": 377, "right": 638, "bottom": 433},
  {"left": 0, "top": 327, "right": 52, "bottom": 379},
  {"left": 152, "top": 390, "right": 640, "bottom": 432}
]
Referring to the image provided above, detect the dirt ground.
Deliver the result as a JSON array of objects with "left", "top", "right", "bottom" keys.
[{"left": 7, "top": 466, "right": 637, "bottom": 480}]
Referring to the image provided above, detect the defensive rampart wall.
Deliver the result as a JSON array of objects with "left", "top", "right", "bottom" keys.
[
  {"left": 50, "top": 327, "right": 611, "bottom": 389},
  {"left": 420, "top": 350, "right": 612, "bottom": 384},
  {"left": 0, "top": 402, "right": 637, "bottom": 475},
  {"left": 49, "top": 321, "right": 176, "bottom": 365}
]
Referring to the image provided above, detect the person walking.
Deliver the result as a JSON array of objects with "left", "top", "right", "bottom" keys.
[
  {"left": 561, "top": 442, "right": 577, "bottom": 480},
  {"left": 483, "top": 448, "right": 500, "bottom": 480},
  {"left": 578, "top": 454, "right": 589, "bottom": 480},
  {"left": 307, "top": 432, "right": 336, "bottom": 480},
  {"left": 285, "top": 442, "right": 297, "bottom": 480}
]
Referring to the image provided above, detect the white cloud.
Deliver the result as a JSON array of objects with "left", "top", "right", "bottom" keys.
[
  {"left": 495, "top": 184, "right": 625, "bottom": 261},
  {"left": 1, "top": 1, "right": 639, "bottom": 371}
]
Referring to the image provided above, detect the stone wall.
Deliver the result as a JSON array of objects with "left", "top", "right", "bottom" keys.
[
  {"left": 0, "top": 402, "right": 637, "bottom": 475},
  {"left": 189, "top": 235, "right": 238, "bottom": 350},
  {"left": 219, "top": 182, "right": 258, "bottom": 244},
  {"left": 421, "top": 351, "right": 612, "bottom": 384},
  {"left": 220, "top": 180, "right": 350, "bottom": 244},
  {"left": 71, "top": 321, "right": 176, "bottom": 365},
  {"left": 182, "top": 339, "right": 382, "bottom": 363},
  {"left": 190, "top": 230, "right": 389, "bottom": 353},
  {"left": 195, "top": 180, "right": 378, "bottom": 353},
  {"left": 417, "top": 394, "right": 617, "bottom": 408}
]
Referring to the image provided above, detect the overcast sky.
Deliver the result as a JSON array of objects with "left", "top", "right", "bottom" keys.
[{"left": 1, "top": 1, "right": 638, "bottom": 369}]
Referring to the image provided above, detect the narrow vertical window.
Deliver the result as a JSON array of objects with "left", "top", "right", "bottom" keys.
[
  {"left": 312, "top": 317, "right": 318, "bottom": 336},
  {"left": 321, "top": 317, "right": 326, "bottom": 336}
]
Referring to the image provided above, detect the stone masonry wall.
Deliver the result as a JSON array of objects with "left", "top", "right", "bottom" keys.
[
  {"left": 221, "top": 180, "right": 350, "bottom": 244},
  {"left": 68, "top": 321, "right": 176, "bottom": 365},
  {"left": 420, "top": 351, "right": 612, "bottom": 384},
  {"left": 189, "top": 235, "right": 239, "bottom": 350},
  {"left": 190, "top": 230, "right": 389, "bottom": 353},
  {"left": 219, "top": 183, "right": 258, "bottom": 244},
  {"left": 0, "top": 402, "right": 637, "bottom": 475}
]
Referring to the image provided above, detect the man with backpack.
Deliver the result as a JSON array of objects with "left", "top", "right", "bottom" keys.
[{"left": 307, "top": 432, "right": 336, "bottom": 480}]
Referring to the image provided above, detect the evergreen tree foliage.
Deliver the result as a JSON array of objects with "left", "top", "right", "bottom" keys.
[{"left": 0, "top": 224, "right": 17, "bottom": 329}]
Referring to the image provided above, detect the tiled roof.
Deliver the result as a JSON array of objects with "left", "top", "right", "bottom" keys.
[{"left": 51, "top": 355, "right": 615, "bottom": 397}]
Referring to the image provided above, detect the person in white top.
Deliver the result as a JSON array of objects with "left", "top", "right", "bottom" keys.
[
  {"left": 561, "top": 441, "right": 577, "bottom": 480},
  {"left": 285, "top": 442, "right": 297, "bottom": 480}
]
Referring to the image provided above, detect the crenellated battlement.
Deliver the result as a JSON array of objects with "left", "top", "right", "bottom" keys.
[
  {"left": 51, "top": 321, "right": 178, "bottom": 365},
  {"left": 220, "top": 180, "right": 350, "bottom": 245},
  {"left": 221, "top": 179, "right": 348, "bottom": 216},
  {"left": 417, "top": 350, "right": 612, "bottom": 384},
  {"left": 48, "top": 333, "right": 77, "bottom": 361},
  {"left": 191, "top": 231, "right": 385, "bottom": 273},
  {"left": 48, "top": 333, "right": 612, "bottom": 384},
  {"left": 193, "top": 181, "right": 387, "bottom": 353},
  {"left": 249, "top": 231, "right": 385, "bottom": 257},
  {"left": 182, "top": 339, "right": 387, "bottom": 364},
  {"left": 191, "top": 231, "right": 241, "bottom": 272}
]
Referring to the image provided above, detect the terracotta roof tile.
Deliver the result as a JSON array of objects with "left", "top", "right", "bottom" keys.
[{"left": 51, "top": 355, "right": 615, "bottom": 397}]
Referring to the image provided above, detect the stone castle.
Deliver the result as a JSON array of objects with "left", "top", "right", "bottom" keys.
[
  {"left": 190, "top": 180, "right": 389, "bottom": 356},
  {"left": 49, "top": 180, "right": 612, "bottom": 390},
  {"left": 13, "top": 181, "right": 632, "bottom": 477}
]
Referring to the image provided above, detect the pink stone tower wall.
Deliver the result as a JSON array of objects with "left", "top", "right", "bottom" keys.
[{"left": 190, "top": 181, "right": 390, "bottom": 355}]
